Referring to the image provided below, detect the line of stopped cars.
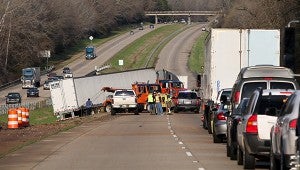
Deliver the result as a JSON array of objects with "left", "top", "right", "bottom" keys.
[{"left": 202, "top": 65, "right": 300, "bottom": 170}]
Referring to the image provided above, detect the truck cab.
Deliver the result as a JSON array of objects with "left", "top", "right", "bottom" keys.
[{"left": 132, "top": 82, "right": 162, "bottom": 111}]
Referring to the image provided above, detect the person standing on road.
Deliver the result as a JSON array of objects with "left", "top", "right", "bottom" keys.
[
  {"left": 166, "top": 94, "right": 172, "bottom": 115},
  {"left": 155, "top": 92, "right": 163, "bottom": 115},
  {"left": 147, "top": 92, "right": 156, "bottom": 115},
  {"left": 85, "top": 98, "right": 93, "bottom": 115}
]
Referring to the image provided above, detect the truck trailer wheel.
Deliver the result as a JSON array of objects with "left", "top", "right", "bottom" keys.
[
  {"left": 134, "top": 108, "right": 139, "bottom": 115},
  {"left": 105, "top": 104, "right": 112, "bottom": 113},
  {"left": 111, "top": 108, "right": 116, "bottom": 115}
]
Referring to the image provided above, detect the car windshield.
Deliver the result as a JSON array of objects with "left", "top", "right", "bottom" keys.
[
  {"left": 178, "top": 92, "right": 198, "bottom": 99},
  {"left": 8, "top": 93, "right": 20, "bottom": 97}
]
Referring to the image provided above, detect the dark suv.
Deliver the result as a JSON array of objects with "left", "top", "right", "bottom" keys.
[
  {"left": 6, "top": 92, "right": 22, "bottom": 104},
  {"left": 231, "top": 65, "right": 299, "bottom": 112},
  {"left": 173, "top": 90, "right": 201, "bottom": 113}
]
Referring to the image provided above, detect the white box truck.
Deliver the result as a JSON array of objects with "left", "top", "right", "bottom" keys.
[{"left": 201, "top": 28, "right": 280, "bottom": 129}]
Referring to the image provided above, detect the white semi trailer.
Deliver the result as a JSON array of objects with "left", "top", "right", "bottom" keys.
[{"left": 50, "top": 68, "right": 157, "bottom": 118}]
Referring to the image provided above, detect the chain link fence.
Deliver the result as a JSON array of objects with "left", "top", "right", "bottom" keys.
[{"left": 0, "top": 98, "right": 52, "bottom": 115}]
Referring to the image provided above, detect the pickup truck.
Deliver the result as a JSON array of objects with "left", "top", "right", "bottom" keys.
[{"left": 111, "top": 89, "right": 139, "bottom": 115}]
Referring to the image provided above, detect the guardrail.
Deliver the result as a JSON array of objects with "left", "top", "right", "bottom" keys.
[{"left": 0, "top": 98, "right": 52, "bottom": 115}]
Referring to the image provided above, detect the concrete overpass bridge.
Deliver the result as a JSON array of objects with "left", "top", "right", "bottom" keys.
[{"left": 145, "top": 11, "right": 221, "bottom": 24}]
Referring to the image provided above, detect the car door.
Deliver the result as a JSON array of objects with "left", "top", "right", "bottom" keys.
[{"left": 237, "top": 92, "right": 258, "bottom": 149}]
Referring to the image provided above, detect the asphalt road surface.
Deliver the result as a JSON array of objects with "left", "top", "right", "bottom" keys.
[{"left": 0, "top": 112, "right": 253, "bottom": 170}]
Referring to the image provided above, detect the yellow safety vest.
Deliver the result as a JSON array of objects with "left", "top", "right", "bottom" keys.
[{"left": 148, "top": 93, "right": 154, "bottom": 103}]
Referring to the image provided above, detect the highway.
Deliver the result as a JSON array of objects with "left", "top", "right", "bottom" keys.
[{"left": 0, "top": 24, "right": 270, "bottom": 169}]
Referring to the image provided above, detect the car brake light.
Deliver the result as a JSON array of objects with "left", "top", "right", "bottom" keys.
[
  {"left": 217, "top": 112, "right": 226, "bottom": 120},
  {"left": 280, "top": 92, "right": 293, "bottom": 95},
  {"left": 234, "top": 91, "right": 240, "bottom": 104},
  {"left": 246, "top": 114, "right": 258, "bottom": 133},
  {"left": 289, "top": 119, "right": 297, "bottom": 129},
  {"left": 264, "top": 77, "right": 273, "bottom": 80}
]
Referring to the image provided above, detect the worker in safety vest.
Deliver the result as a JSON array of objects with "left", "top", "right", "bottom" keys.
[
  {"left": 155, "top": 92, "right": 163, "bottom": 115},
  {"left": 166, "top": 94, "right": 172, "bottom": 114},
  {"left": 147, "top": 92, "right": 156, "bottom": 114}
]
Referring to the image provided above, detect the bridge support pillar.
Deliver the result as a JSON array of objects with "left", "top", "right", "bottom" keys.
[{"left": 155, "top": 15, "right": 158, "bottom": 24}]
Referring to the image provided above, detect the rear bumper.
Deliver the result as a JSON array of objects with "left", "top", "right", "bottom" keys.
[
  {"left": 244, "top": 133, "right": 270, "bottom": 156},
  {"left": 214, "top": 122, "right": 227, "bottom": 136}
]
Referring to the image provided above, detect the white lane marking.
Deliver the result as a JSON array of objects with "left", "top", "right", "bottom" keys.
[
  {"left": 173, "top": 135, "right": 177, "bottom": 138},
  {"left": 193, "top": 160, "right": 198, "bottom": 163},
  {"left": 198, "top": 168, "right": 205, "bottom": 170},
  {"left": 186, "top": 152, "right": 193, "bottom": 157},
  {"left": 182, "top": 146, "right": 186, "bottom": 149},
  {"left": 178, "top": 141, "right": 183, "bottom": 145},
  {"left": 42, "top": 139, "right": 55, "bottom": 142}
]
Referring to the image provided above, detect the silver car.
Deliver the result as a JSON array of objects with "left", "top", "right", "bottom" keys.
[
  {"left": 270, "top": 90, "right": 300, "bottom": 169},
  {"left": 211, "top": 102, "right": 230, "bottom": 143}
]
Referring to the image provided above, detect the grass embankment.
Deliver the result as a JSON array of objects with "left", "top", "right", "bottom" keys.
[
  {"left": 188, "top": 31, "right": 209, "bottom": 74},
  {"left": 48, "top": 26, "right": 135, "bottom": 70},
  {"left": 102, "top": 24, "right": 187, "bottom": 72},
  {"left": 0, "top": 106, "right": 56, "bottom": 125}
]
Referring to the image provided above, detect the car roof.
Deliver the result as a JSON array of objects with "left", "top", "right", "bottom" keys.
[{"left": 238, "top": 65, "right": 294, "bottom": 79}]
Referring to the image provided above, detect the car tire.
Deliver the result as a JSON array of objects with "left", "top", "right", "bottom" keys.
[
  {"left": 207, "top": 112, "right": 212, "bottom": 134},
  {"left": 280, "top": 142, "right": 287, "bottom": 170},
  {"left": 174, "top": 106, "right": 178, "bottom": 113},
  {"left": 213, "top": 128, "right": 222, "bottom": 143},
  {"left": 134, "top": 108, "right": 139, "bottom": 115},
  {"left": 270, "top": 145, "right": 279, "bottom": 170},
  {"left": 226, "top": 141, "right": 231, "bottom": 157},
  {"left": 243, "top": 147, "right": 255, "bottom": 169},
  {"left": 105, "top": 104, "right": 112, "bottom": 113},
  {"left": 230, "top": 142, "right": 237, "bottom": 160},
  {"left": 237, "top": 144, "right": 243, "bottom": 165},
  {"left": 111, "top": 108, "right": 116, "bottom": 116}
]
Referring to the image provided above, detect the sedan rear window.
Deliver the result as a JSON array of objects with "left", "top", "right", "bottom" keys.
[
  {"left": 115, "top": 91, "right": 135, "bottom": 96},
  {"left": 256, "top": 95, "right": 288, "bottom": 116}
]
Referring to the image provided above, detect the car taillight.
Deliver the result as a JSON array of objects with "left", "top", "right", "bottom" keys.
[
  {"left": 246, "top": 114, "right": 258, "bottom": 133},
  {"left": 234, "top": 91, "right": 240, "bottom": 104},
  {"left": 217, "top": 112, "right": 226, "bottom": 120},
  {"left": 264, "top": 77, "right": 273, "bottom": 80},
  {"left": 289, "top": 119, "right": 297, "bottom": 130}
]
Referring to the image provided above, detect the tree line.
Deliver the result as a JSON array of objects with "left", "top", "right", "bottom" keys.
[
  {"left": 0, "top": 0, "right": 299, "bottom": 85},
  {"left": 0, "top": 0, "right": 171, "bottom": 84}
]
